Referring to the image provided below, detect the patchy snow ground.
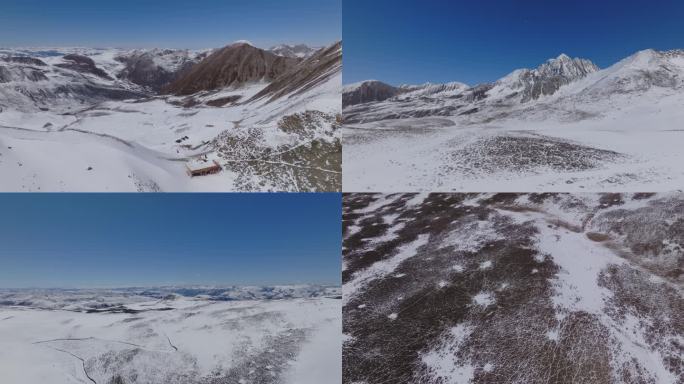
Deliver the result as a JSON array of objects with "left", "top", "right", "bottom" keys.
[
  {"left": 343, "top": 94, "right": 684, "bottom": 192},
  {"left": 0, "top": 286, "right": 341, "bottom": 384},
  {"left": 343, "top": 193, "right": 683, "bottom": 384}
]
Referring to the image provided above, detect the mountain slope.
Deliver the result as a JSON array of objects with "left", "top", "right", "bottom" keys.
[
  {"left": 249, "top": 41, "right": 342, "bottom": 103},
  {"left": 163, "top": 42, "right": 300, "bottom": 95},
  {"left": 115, "top": 48, "right": 210, "bottom": 92}
]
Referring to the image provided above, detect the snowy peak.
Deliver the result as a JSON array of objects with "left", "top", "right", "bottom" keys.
[
  {"left": 540, "top": 53, "right": 599, "bottom": 79},
  {"left": 231, "top": 39, "right": 255, "bottom": 47},
  {"left": 490, "top": 54, "right": 599, "bottom": 102},
  {"left": 269, "top": 44, "right": 319, "bottom": 58}
]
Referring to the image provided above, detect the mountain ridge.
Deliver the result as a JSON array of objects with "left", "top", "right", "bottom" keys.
[{"left": 343, "top": 49, "right": 684, "bottom": 123}]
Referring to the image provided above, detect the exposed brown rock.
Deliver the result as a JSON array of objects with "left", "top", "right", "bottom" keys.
[{"left": 164, "top": 43, "right": 299, "bottom": 95}]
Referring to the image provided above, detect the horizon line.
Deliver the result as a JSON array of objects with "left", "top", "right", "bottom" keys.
[
  {"left": 0, "top": 282, "right": 342, "bottom": 290},
  {"left": 0, "top": 40, "right": 340, "bottom": 51}
]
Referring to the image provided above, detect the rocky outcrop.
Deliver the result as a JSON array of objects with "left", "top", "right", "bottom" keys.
[
  {"left": 490, "top": 54, "right": 599, "bottom": 102},
  {"left": 56, "top": 54, "right": 112, "bottom": 80}
]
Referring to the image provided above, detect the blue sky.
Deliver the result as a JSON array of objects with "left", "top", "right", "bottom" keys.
[
  {"left": 344, "top": 0, "right": 684, "bottom": 85},
  {"left": 0, "top": 0, "right": 340, "bottom": 49},
  {"left": 0, "top": 193, "right": 341, "bottom": 288}
]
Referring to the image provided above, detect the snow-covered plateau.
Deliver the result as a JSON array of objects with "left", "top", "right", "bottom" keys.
[
  {"left": 0, "top": 42, "right": 341, "bottom": 191},
  {"left": 0, "top": 285, "right": 341, "bottom": 384},
  {"left": 343, "top": 192, "right": 683, "bottom": 384},
  {"left": 343, "top": 50, "right": 684, "bottom": 192}
]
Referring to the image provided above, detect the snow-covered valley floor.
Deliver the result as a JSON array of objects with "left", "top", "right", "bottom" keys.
[
  {"left": 0, "top": 287, "right": 341, "bottom": 384},
  {"left": 343, "top": 193, "right": 683, "bottom": 384},
  {"left": 343, "top": 106, "right": 684, "bottom": 192},
  {"left": 0, "top": 81, "right": 341, "bottom": 192}
]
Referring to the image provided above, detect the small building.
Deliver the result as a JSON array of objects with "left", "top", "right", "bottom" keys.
[{"left": 186, "top": 157, "right": 222, "bottom": 177}]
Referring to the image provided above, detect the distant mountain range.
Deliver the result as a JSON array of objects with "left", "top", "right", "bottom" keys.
[
  {"left": 343, "top": 49, "right": 684, "bottom": 123},
  {"left": 0, "top": 42, "right": 328, "bottom": 112},
  {"left": 268, "top": 43, "right": 320, "bottom": 58},
  {"left": 0, "top": 285, "right": 342, "bottom": 311}
]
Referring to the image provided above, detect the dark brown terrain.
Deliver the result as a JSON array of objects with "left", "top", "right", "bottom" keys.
[
  {"left": 164, "top": 43, "right": 300, "bottom": 95},
  {"left": 343, "top": 193, "right": 683, "bottom": 384}
]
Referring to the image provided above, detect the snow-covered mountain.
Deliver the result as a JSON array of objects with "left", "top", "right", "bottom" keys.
[
  {"left": 343, "top": 49, "right": 684, "bottom": 192},
  {"left": 269, "top": 44, "right": 319, "bottom": 58},
  {"left": 343, "top": 192, "right": 683, "bottom": 384},
  {"left": 343, "top": 53, "right": 604, "bottom": 123},
  {"left": 0, "top": 286, "right": 341, "bottom": 384},
  {"left": 486, "top": 53, "right": 599, "bottom": 102},
  {"left": 0, "top": 41, "right": 342, "bottom": 192}
]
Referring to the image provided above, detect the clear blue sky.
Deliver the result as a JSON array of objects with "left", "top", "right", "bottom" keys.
[
  {"left": 0, "top": 193, "right": 341, "bottom": 288},
  {"left": 0, "top": 0, "right": 340, "bottom": 49},
  {"left": 344, "top": 0, "right": 684, "bottom": 85}
]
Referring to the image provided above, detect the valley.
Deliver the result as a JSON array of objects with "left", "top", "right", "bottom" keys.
[{"left": 0, "top": 42, "right": 341, "bottom": 191}]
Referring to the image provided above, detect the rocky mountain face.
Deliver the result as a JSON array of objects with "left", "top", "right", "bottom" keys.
[
  {"left": 269, "top": 44, "right": 318, "bottom": 58},
  {"left": 488, "top": 54, "right": 599, "bottom": 102},
  {"left": 342, "top": 80, "right": 404, "bottom": 107},
  {"left": 163, "top": 42, "right": 300, "bottom": 95},
  {"left": 343, "top": 49, "right": 684, "bottom": 124},
  {"left": 249, "top": 41, "right": 342, "bottom": 103}
]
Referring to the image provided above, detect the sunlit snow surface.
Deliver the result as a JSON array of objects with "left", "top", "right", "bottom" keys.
[
  {"left": 0, "top": 286, "right": 341, "bottom": 384},
  {"left": 342, "top": 193, "right": 683, "bottom": 384}
]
